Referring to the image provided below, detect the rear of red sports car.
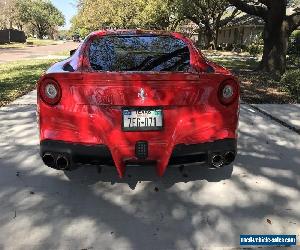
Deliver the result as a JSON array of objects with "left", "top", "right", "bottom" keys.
[{"left": 37, "top": 30, "right": 239, "bottom": 177}]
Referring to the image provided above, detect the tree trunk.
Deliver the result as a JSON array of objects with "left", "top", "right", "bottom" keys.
[
  {"left": 228, "top": 0, "right": 300, "bottom": 74},
  {"left": 49, "top": 32, "right": 54, "bottom": 40},
  {"left": 37, "top": 30, "right": 44, "bottom": 39},
  {"left": 259, "top": 20, "right": 289, "bottom": 75},
  {"left": 259, "top": 0, "right": 289, "bottom": 75},
  {"left": 197, "top": 28, "right": 202, "bottom": 47},
  {"left": 204, "top": 27, "right": 215, "bottom": 49},
  {"left": 214, "top": 27, "right": 220, "bottom": 49}
]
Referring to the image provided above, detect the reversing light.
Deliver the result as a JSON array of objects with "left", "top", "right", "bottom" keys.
[
  {"left": 45, "top": 84, "right": 58, "bottom": 99},
  {"left": 39, "top": 79, "right": 62, "bottom": 105},
  {"left": 222, "top": 85, "right": 234, "bottom": 99},
  {"left": 218, "top": 79, "right": 239, "bottom": 105}
]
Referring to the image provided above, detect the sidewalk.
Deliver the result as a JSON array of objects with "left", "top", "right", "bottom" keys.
[{"left": 252, "top": 104, "right": 300, "bottom": 131}]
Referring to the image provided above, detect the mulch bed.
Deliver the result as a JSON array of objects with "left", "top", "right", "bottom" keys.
[
  {"left": 203, "top": 50, "right": 297, "bottom": 104},
  {"left": 232, "top": 70, "right": 295, "bottom": 104}
]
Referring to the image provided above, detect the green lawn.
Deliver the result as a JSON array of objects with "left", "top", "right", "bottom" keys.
[
  {"left": 209, "top": 57, "right": 258, "bottom": 71},
  {"left": 26, "top": 38, "right": 62, "bottom": 46},
  {"left": 0, "top": 59, "right": 57, "bottom": 106},
  {"left": 202, "top": 50, "right": 259, "bottom": 71},
  {"left": 53, "top": 50, "right": 70, "bottom": 57},
  {"left": 0, "top": 43, "right": 27, "bottom": 49},
  {"left": 0, "top": 38, "right": 62, "bottom": 49}
]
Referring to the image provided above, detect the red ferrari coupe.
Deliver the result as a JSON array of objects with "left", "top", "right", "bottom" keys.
[{"left": 38, "top": 30, "right": 239, "bottom": 177}]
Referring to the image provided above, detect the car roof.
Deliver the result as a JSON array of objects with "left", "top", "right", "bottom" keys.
[{"left": 89, "top": 29, "right": 183, "bottom": 37}]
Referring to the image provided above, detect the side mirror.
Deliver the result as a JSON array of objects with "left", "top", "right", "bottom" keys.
[{"left": 70, "top": 49, "right": 76, "bottom": 56}]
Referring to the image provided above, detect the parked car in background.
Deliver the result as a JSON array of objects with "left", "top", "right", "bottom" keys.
[
  {"left": 72, "top": 34, "right": 81, "bottom": 42},
  {"left": 37, "top": 29, "right": 240, "bottom": 177}
]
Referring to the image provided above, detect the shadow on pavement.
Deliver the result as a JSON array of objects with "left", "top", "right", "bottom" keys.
[{"left": 64, "top": 164, "right": 233, "bottom": 190}]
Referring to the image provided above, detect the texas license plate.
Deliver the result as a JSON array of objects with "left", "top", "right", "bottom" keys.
[{"left": 122, "top": 108, "right": 163, "bottom": 131}]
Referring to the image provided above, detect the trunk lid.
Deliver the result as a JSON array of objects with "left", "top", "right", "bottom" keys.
[{"left": 68, "top": 72, "right": 222, "bottom": 107}]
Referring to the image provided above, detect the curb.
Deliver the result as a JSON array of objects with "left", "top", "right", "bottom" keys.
[{"left": 248, "top": 104, "right": 300, "bottom": 135}]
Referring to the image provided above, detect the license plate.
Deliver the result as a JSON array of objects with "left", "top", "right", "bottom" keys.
[{"left": 122, "top": 108, "right": 163, "bottom": 131}]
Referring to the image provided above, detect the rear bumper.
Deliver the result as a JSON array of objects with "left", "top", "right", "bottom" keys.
[
  {"left": 170, "top": 139, "right": 237, "bottom": 165},
  {"left": 40, "top": 138, "right": 237, "bottom": 175},
  {"left": 40, "top": 140, "right": 113, "bottom": 167}
]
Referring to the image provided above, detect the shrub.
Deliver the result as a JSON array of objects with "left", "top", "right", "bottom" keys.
[
  {"left": 287, "top": 30, "right": 300, "bottom": 67},
  {"left": 288, "top": 53, "right": 300, "bottom": 67},
  {"left": 288, "top": 30, "right": 300, "bottom": 55},
  {"left": 247, "top": 34, "right": 264, "bottom": 56},
  {"left": 247, "top": 44, "right": 263, "bottom": 56},
  {"left": 280, "top": 69, "right": 300, "bottom": 102}
]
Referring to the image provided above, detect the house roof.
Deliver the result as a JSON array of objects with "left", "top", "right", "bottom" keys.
[
  {"left": 226, "top": 6, "right": 299, "bottom": 27},
  {"left": 226, "top": 14, "right": 264, "bottom": 27}
]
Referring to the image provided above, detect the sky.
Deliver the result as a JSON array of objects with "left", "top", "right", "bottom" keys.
[{"left": 50, "top": 0, "right": 78, "bottom": 30}]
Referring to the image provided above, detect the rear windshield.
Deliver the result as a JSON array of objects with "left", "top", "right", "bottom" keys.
[{"left": 89, "top": 35, "right": 190, "bottom": 72}]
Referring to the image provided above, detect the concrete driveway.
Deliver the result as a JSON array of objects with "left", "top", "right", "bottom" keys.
[
  {"left": 0, "top": 91, "right": 299, "bottom": 249},
  {"left": 0, "top": 42, "right": 78, "bottom": 63}
]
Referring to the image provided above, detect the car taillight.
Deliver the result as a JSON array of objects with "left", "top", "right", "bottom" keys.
[
  {"left": 218, "top": 79, "right": 239, "bottom": 105},
  {"left": 39, "top": 79, "right": 62, "bottom": 105}
]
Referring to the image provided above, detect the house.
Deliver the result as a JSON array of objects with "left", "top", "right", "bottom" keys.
[
  {"left": 177, "top": 14, "right": 264, "bottom": 48},
  {"left": 217, "top": 14, "right": 264, "bottom": 46}
]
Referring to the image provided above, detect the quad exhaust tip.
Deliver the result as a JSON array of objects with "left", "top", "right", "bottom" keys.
[
  {"left": 211, "top": 151, "right": 236, "bottom": 168},
  {"left": 211, "top": 154, "right": 224, "bottom": 168},
  {"left": 42, "top": 153, "right": 55, "bottom": 168},
  {"left": 56, "top": 155, "right": 69, "bottom": 170},
  {"left": 224, "top": 151, "right": 235, "bottom": 165},
  {"left": 42, "top": 153, "right": 70, "bottom": 170}
]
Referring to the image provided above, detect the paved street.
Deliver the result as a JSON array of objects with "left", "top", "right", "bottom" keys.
[
  {"left": 0, "top": 91, "right": 299, "bottom": 249},
  {"left": 0, "top": 42, "right": 78, "bottom": 63}
]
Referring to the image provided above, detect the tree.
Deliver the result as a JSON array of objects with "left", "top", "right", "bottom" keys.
[
  {"left": 172, "top": 0, "right": 239, "bottom": 48},
  {"left": 16, "top": 0, "right": 65, "bottom": 39},
  {"left": 0, "top": 0, "right": 18, "bottom": 29},
  {"left": 71, "top": 0, "right": 173, "bottom": 36},
  {"left": 135, "top": 0, "right": 175, "bottom": 29},
  {"left": 228, "top": 0, "right": 300, "bottom": 74},
  {"left": 71, "top": 0, "right": 238, "bottom": 48},
  {"left": 70, "top": 0, "right": 140, "bottom": 36}
]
